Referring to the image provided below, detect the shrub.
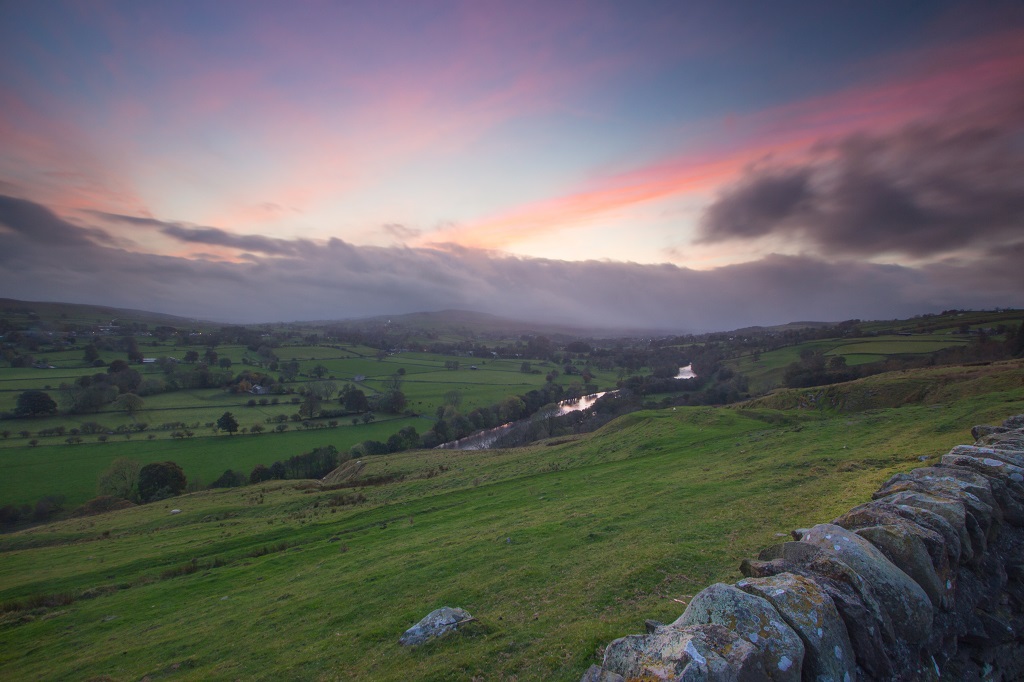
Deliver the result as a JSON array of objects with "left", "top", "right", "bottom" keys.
[{"left": 72, "top": 496, "right": 136, "bottom": 517}]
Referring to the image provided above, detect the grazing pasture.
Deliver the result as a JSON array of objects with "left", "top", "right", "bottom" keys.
[{"left": 1, "top": 361, "right": 1021, "bottom": 680}]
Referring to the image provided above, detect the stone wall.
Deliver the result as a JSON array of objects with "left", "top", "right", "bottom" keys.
[{"left": 582, "top": 415, "right": 1024, "bottom": 681}]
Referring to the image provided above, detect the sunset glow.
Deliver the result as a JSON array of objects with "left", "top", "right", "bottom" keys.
[{"left": 1, "top": 1, "right": 1022, "bottom": 329}]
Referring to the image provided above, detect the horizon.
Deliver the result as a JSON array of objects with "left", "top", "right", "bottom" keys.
[
  {"left": 5, "top": 295, "right": 1018, "bottom": 340},
  {"left": 1, "top": 1, "right": 1022, "bottom": 330}
]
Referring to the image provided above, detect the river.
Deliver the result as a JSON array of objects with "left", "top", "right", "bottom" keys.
[{"left": 436, "top": 365, "right": 694, "bottom": 450}]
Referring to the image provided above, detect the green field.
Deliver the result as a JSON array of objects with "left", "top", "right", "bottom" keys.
[
  {"left": 0, "top": 341, "right": 625, "bottom": 512},
  {"left": 727, "top": 334, "right": 973, "bottom": 392},
  {"left": 1, "top": 361, "right": 1022, "bottom": 680},
  {"left": 0, "top": 417, "right": 425, "bottom": 509}
]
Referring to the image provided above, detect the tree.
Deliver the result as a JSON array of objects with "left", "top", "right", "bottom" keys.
[
  {"left": 375, "top": 390, "right": 406, "bottom": 414},
  {"left": 309, "top": 380, "right": 338, "bottom": 400},
  {"left": 184, "top": 350, "right": 199, "bottom": 363},
  {"left": 83, "top": 343, "right": 100, "bottom": 364},
  {"left": 443, "top": 390, "right": 462, "bottom": 409},
  {"left": 1010, "top": 321, "right": 1024, "bottom": 358},
  {"left": 311, "top": 364, "right": 328, "bottom": 378},
  {"left": 14, "top": 390, "right": 57, "bottom": 417},
  {"left": 137, "top": 461, "right": 186, "bottom": 502},
  {"left": 217, "top": 411, "right": 239, "bottom": 435},
  {"left": 298, "top": 393, "right": 321, "bottom": 420},
  {"left": 97, "top": 458, "right": 142, "bottom": 501},
  {"left": 112, "top": 392, "right": 144, "bottom": 417},
  {"left": 342, "top": 386, "right": 368, "bottom": 412},
  {"left": 280, "top": 361, "right": 300, "bottom": 381},
  {"left": 249, "top": 464, "right": 273, "bottom": 484},
  {"left": 209, "top": 469, "right": 244, "bottom": 488}
]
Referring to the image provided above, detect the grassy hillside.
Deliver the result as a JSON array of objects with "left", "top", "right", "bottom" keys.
[{"left": 1, "top": 362, "right": 1022, "bottom": 680}]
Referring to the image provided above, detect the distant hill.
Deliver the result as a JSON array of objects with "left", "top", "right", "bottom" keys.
[
  {"left": 0, "top": 298, "right": 675, "bottom": 337},
  {"left": 0, "top": 297, "right": 212, "bottom": 330},
  {"left": 334, "top": 308, "right": 678, "bottom": 340}
]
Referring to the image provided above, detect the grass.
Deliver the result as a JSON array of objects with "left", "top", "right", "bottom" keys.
[
  {"left": 1, "top": 361, "right": 1022, "bottom": 680},
  {"left": 727, "top": 334, "right": 972, "bottom": 392},
  {"left": 0, "top": 417, "right": 425, "bottom": 508},
  {"left": 0, "top": 345, "right": 622, "bottom": 513}
]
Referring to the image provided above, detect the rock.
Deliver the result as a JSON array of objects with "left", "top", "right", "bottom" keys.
[
  {"left": 578, "top": 664, "right": 625, "bottom": 682},
  {"left": 736, "top": 572, "right": 856, "bottom": 682},
  {"left": 874, "top": 490, "right": 973, "bottom": 563},
  {"left": 587, "top": 413, "right": 1024, "bottom": 682},
  {"left": 758, "top": 541, "right": 822, "bottom": 564},
  {"left": 888, "top": 500, "right": 964, "bottom": 567},
  {"left": 972, "top": 424, "right": 1008, "bottom": 441},
  {"left": 644, "top": 618, "right": 665, "bottom": 634},
  {"left": 875, "top": 466, "right": 999, "bottom": 519},
  {"left": 398, "top": 606, "right": 473, "bottom": 646},
  {"left": 950, "top": 444, "right": 1024, "bottom": 468},
  {"left": 800, "top": 524, "right": 933, "bottom": 641},
  {"left": 856, "top": 524, "right": 946, "bottom": 608},
  {"left": 941, "top": 453, "right": 1024, "bottom": 526},
  {"left": 1002, "top": 414, "right": 1024, "bottom": 430},
  {"left": 674, "top": 583, "right": 804, "bottom": 681},
  {"left": 602, "top": 622, "right": 766, "bottom": 680},
  {"left": 977, "top": 431, "right": 1024, "bottom": 451},
  {"left": 834, "top": 502, "right": 951, "bottom": 607}
]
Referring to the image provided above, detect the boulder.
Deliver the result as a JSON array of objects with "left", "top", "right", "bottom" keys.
[
  {"left": 601, "top": 622, "right": 766, "bottom": 680},
  {"left": 578, "top": 664, "right": 625, "bottom": 682},
  {"left": 855, "top": 525, "right": 946, "bottom": 608},
  {"left": 874, "top": 490, "right": 973, "bottom": 563},
  {"left": 736, "top": 572, "right": 856, "bottom": 682},
  {"left": 674, "top": 583, "right": 804, "bottom": 681},
  {"left": 887, "top": 500, "right": 963, "bottom": 567},
  {"left": 941, "top": 453, "right": 1024, "bottom": 526},
  {"left": 834, "top": 502, "right": 950, "bottom": 607},
  {"left": 977, "top": 431, "right": 1024, "bottom": 451},
  {"left": 950, "top": 444, "right": 1024, "bottom": 469},
  {"left": 972, "top": 424, "right": 1009, "bottom": 441},
  {"left": 1002, "top": 414, "right": 1024, "bottom": 430},
  {"left": 800, "top": 524, "right": 933, "bottom": 640},
  {"left": 398, "top": 606, "right": 473, "bottom": 646},
  {"left": 875, "top": 466, "right": 999, "bottom": 519},
  {"left": 740, "top": 551, "right": 895, "bottom": 680}
]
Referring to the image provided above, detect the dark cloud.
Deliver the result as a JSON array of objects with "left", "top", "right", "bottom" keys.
[
  {"left": 382, "top": 222, "right": 422, "bottom": 242},
  {"left": 89, "top": 210, "right": 314, "bottom": 256},
  {"left": 2, "top": 196, "right": 1020, "bottom": 331},
  {"left": 159, "top": 224, "right": 315, "bottom": 256},
  {"left": 0, "top": 194, "right": 116, "bottom": 246},
  {"left": 698, "top": 106, "right": 1024, "bottom": 258}
]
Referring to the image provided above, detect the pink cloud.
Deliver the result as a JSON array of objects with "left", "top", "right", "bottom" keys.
[{"left": 421, "top": 26, "right": 1024, "bottom": 254}]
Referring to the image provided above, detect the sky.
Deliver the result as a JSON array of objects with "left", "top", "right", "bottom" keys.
[{"left": 0, "top": 0, "right": 1022, "bottom": 332}]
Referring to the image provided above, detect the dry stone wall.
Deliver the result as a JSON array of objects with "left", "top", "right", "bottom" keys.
[{"left": 582, "top": 414, "right": 1024, "bottom": 681}]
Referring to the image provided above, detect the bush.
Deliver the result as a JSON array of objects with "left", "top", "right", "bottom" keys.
[
  {"left": 138, "top": 462, "right": 186, "bottom": 502},
  {"left": 209, "top": 469, "right": 246, "bottom": 488},
  {"left": 33, "top": 495, "right": 65, "bottom": 521},
  {"left": 72, "top": 496, "right": 136, "bottom": 517}
]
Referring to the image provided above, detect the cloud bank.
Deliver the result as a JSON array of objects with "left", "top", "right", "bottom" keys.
[
  {"left": 1, "top": 195, "right": 1020, "bottom": 332},
  {"left": 698, "top": 95, "right": 1024, "bottom": 260}
]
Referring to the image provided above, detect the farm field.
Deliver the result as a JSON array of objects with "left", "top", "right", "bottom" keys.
[
  {"left": 1, "top": 361, "right": 1022, "bottom": 680},
  {"left": 0, "top": 335, "right": 623, "bottom": 511},
  {"left": 727, "top": 333, "right": 973, "bottom": 393}
]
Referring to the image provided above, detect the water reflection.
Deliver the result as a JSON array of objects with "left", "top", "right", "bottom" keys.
[{"left": 437, "top": 365, "right": 694, "bottom": 450}]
